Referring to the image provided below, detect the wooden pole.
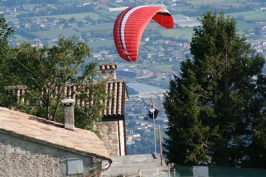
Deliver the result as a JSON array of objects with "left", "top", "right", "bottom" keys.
[{"left": 158, "top": 126, "right": 163, "bottom": 166}]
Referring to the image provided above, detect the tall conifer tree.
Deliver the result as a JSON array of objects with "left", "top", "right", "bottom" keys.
[{"left": 164, "top": 11, "right": 266, "bottom": 168}]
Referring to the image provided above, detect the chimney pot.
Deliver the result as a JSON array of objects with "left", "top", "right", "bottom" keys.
[
  {"left": 61, "top": 99, "right": 75, "bottom": 130},
  {"left": 98, "top": 62, "right": 117, "bottom": 80}
]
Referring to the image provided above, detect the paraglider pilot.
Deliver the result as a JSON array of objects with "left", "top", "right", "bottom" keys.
[{"left": 147, "top": 103, "right": 159, "bottom": 119}]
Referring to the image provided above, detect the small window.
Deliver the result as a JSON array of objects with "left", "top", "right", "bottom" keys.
[{"left": 67, "top": 159, "right": 83, "bottom": 175}]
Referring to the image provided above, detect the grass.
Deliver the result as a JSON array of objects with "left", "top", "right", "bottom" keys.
[
  {"left": 170, "top": 6, "right": 192, "bottom": 12},
  {"left": 19, "top": 36, "right": 114, "bottom": 50},
  {"left": 161, "top": 28, "right": 194, "bottom": 41},
  {"left": 227, "top": 10, "right": 266, "bottom": 21},
  {"left": 22, "top": 4, "right": 37, "bottom": 10},
  {"left": 13, "top": 34, "right": 31, "bottom": 42},
  {"left": 40, "top": 12, "right": 101, "bottom": 21},
  {"left": 87, "top": 39, "right": 114, "bottom": 50},
  {"left": 58, "top": 0, "right": 86, "bottom": 2},
  {"left": 236, "top": 21, "right": 257, "bottom": 31},
  {"left": 29, "top": 28, "right": 80, "bottom": 39},
  {"left": 145, "top": 46, "right": 156, "bottom": 51},
  {"left": 78, "top": 23, "right": 114, "bottom": 32},
  {"left": 187, "top": 0, "right": 246, "bottom": 5},
  {"left": 152, "top": 64, "right": 174, "bottom": 72}
]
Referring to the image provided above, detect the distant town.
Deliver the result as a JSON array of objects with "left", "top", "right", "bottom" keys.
[{"left": 2, "top": 0, "right": 266, "bottom": 154}]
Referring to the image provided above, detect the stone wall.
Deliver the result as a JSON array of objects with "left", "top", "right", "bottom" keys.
[
  {"left": 94, "top": 120, "right": 125, "bottom": 157},
  {"left": 0, "top": 131, "right": 102, "bottom": 177}
]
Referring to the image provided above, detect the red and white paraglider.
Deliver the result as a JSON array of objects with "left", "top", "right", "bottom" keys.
[{"left": 113, "top": 5, "right": 174, "bottom": 62}]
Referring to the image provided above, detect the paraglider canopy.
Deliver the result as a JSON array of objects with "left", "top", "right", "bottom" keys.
[{"left": 113, "top": 5, "right": 174, "bottom": 62}]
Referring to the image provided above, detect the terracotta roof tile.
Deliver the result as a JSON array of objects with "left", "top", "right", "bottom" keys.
[
  {"left": 4, "top": 63, "right": 129, "bottom": 121},
  {"left": 102, "top": 79, "right": 128, "bottom": 119},
  {"left": 0, "top": 107, "right": 110, "bottom": 160},
  {"left": 97, "top": 62, "right": 129, "bottom": 119}
]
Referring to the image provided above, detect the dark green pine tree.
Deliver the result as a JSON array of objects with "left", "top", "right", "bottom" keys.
[{"left": 163, "top": 11, "right": 266, "bottom": 168}]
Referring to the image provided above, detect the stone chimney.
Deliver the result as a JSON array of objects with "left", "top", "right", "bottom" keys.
[
  {"left": 98, "top": 62, "right": 117, "bottom": 80},
  {"left": 61, "top": 99, "right": 75, "bottom": 130}
]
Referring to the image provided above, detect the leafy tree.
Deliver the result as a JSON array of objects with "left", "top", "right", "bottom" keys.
[
  {"left": 163, "top": 11, "right": 266, "bottom": 168},
  {"left": 77, "top": 21, "right": 85, "bottom": 27},
  {"left": 0, "top": 16, "right": 16, "bottom": 107},
  {"left": 68, "top": 17, "right": 76, "bottom": 23},
  {"left": 0, "top": 33, "right": 110, "bottom": 130}
]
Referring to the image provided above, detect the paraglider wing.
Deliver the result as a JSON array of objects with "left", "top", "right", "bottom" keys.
[{"left": 113, "top": 5, "right": 174, "bottom": 62}]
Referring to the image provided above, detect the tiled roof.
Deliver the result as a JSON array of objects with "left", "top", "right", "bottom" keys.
[
  {"left": 98, "top": 62, "right": 128, "bottom": 120},
  {"left": 4, "top": 63, "right": 128, "bottom": 120},
  {"left": 102, "top": 79, "right": 128, "bottom": 120},
  {"left": 0, "top": 107, "right": 110, "bottom": 160}
]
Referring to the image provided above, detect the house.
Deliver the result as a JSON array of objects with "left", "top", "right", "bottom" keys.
[
  {"left": 3, "top": 62, "right": 129, "bottom": 158},
  {"left": 0, "top": 104, "right": 111, "bottom": 177}
]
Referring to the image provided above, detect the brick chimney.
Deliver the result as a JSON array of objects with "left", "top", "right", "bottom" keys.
[
  {"left": 61, "top": 99, "right": 75, "bottom": 130},
  {"left": 98, "top": 62, "right": 117, "bottom": 80}
]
